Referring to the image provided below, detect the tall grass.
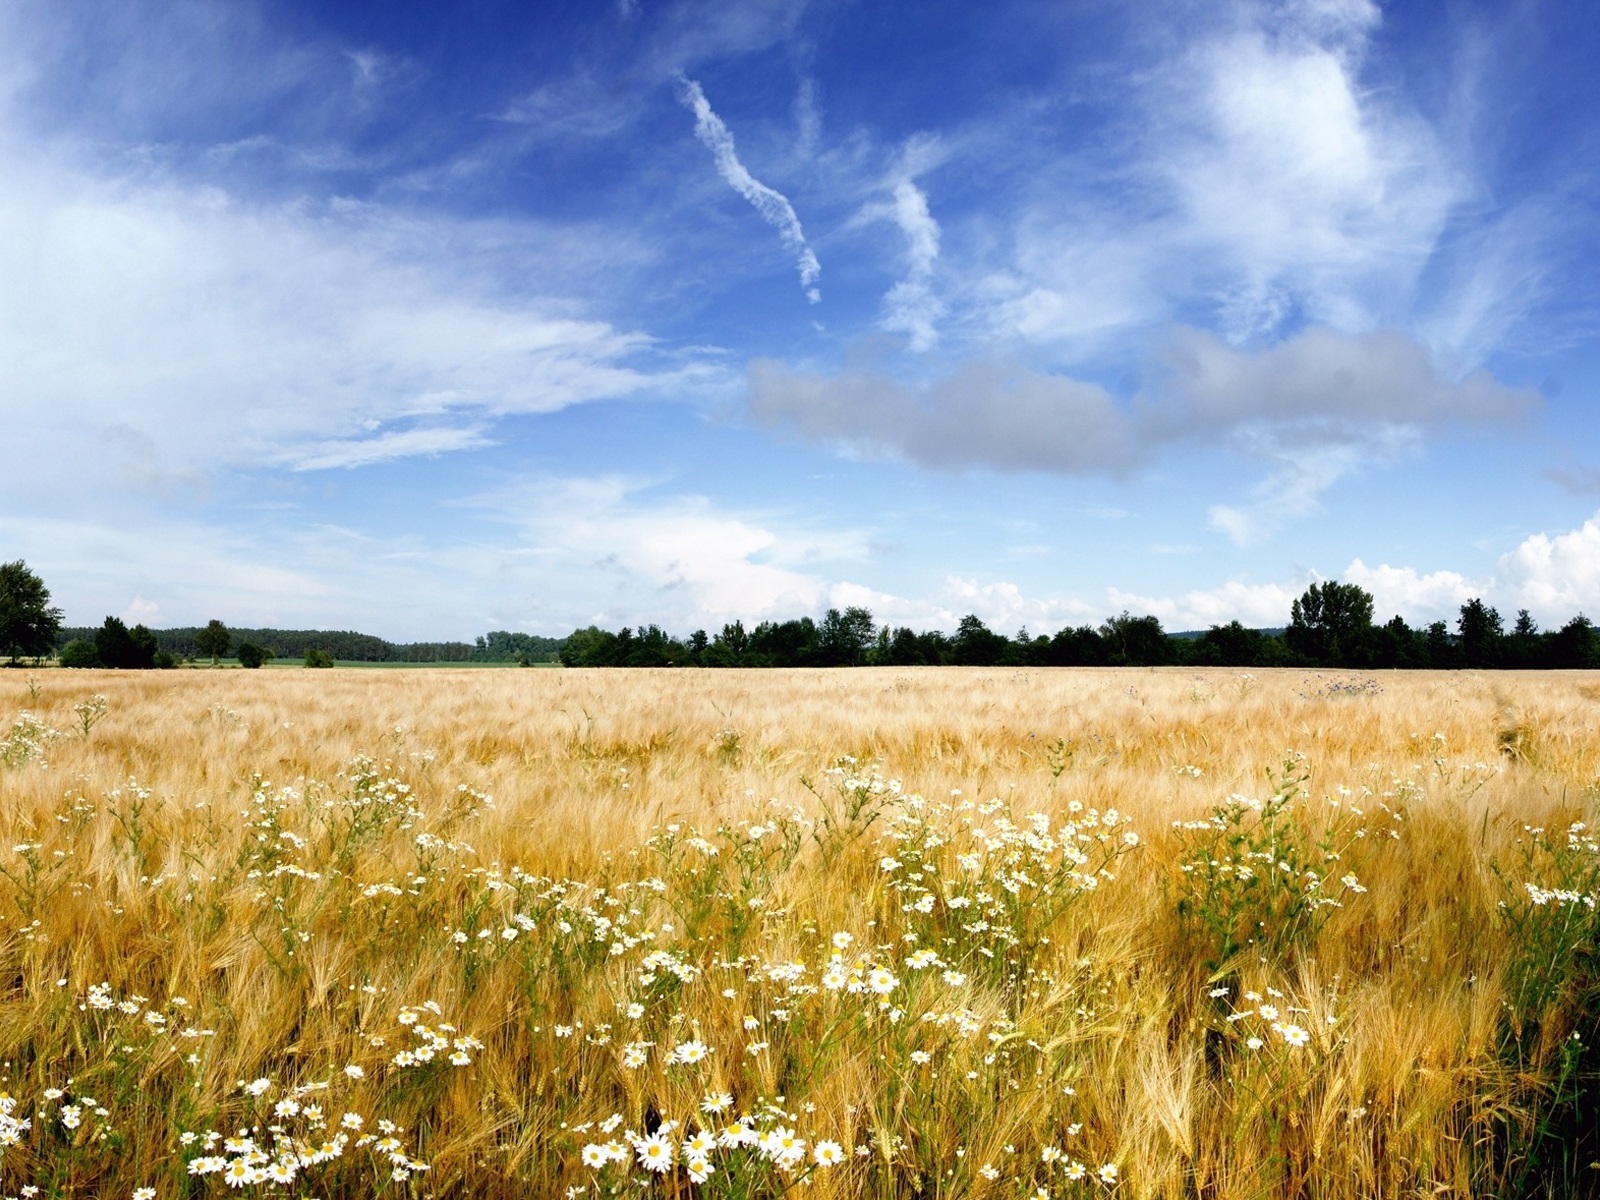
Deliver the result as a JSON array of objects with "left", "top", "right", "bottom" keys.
[{"left": 0, "top": 666, "right": 1595, "bottom": 1198}]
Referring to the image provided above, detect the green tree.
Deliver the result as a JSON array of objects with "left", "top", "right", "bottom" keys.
[
  {"left": 1549, "top": 616, "right": 1600, "bottom": 669},
  {"left": 58, "top": 638, "right": 100, "bottom": 668},
  {"left": 1099, "top": 612, "right": 1172, "bottom": 666},
  {"left": 559, "top": 626, "right": 616, "bottom": 667},
  {"left": 1456, "top": 598, "right": 1504, "bottom": 668},
  {"left": 952, "top": 614, "right": 1008, "bottom": 666},
  {"left": 817, "top": 606, "right": 876, "bottom": 666},
  {"left": 1424, "top": 620, "right": 1455, "bottom": 668},
  {"left": 746, "top": 618, "right": 818, "bottom": 667},
  {"left": 686, "top": 629, "right": 709, "bottom": 664},
  {"left": 0, "top": 560, "right": 63, "bottom": 664},
  {"left": 95, "top": 617, "right": 158, "bottom": 669},
  {"left": 236, "top": 642, "right": 266, "bottom": 669},
  {"left": 1507, "top": 610, "right": 1541, "bottom": 669},
  {"left": 702, "top": 621, "right": 748, "bottom": 666},
  {"left": 1190, "top": 621, "right": 1271, "bottom": 666},
  {"left": 1371, "top": 615, "right": 1426, "bottom": 668},
  {"left": 195, "top": 619, "right": 231, "bottom": 666},
  {"left": 882, "top": 626, "right": 929, "bottom": 665},
  {"left": 1047, "top": 625, "right": 1109, "bottom": 666},
  {"left": 1285, "top": 581, "right": 1375, "bottom": 665},
  {"left": 303, "top": 648, "right": 334, "bottom": 668}
]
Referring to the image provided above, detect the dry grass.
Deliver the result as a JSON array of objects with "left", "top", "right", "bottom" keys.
[{"left": 0, "top": 666, "right": 1597, "bottom": 1199}]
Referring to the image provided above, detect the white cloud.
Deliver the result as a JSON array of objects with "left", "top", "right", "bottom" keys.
[
  {"left": 825, "top": 580, "right": 926, "bottom": 624},
  {"left": 123, "top": 596, "right": 161, "bottom": 626},
  {"left": 793, "top": 77, "right": 820, "bottom": 159},
  {"left": 0, "top": 0, "right": 719, "bottom": 522},
  {"left": 888, "top": 511, "right": 1600, "bottom": 637},
  {"left": 290, "top": 426, "right": 496, "bottom": 472},
  {"left": 680, "top": 76, "right": 821, "bottom": 302},
  {"left": 943, "top": 577, "right": 1097, "bottom": 633},
  {"left": 1105, "top": 578, "right": 1304, "bottom": 631},
  {"left": 898, "top": 510, "right": 1600, "bottom": 635},
  {"left": 1174, "top": 325, "right": 1532, "bottom": 540},
  {"left": 470, "top": 475, "right": 875, "bottom": 630},
  {"left": 1207, "top": 437, "right": 1401, "bottom": 546},
  {"left": 1496, "top": 513, "right": 1600, "bottom": 620},
  {"left": 866, "top": 180, "right": 943, "bottom": 351},
  {"left": 1165, "top": 1, "right": 1458, "bottom": 339},
  {"left": 493, "top": 75, "right": 641, "bottom": 141},
  {"left": 1339, "top": 513, "right": 1600, "bottom": 626},
  {"left": 869, "top": 573, "right": 1300, "bottom": 635},
  {"left": 1414, "top": 197, "right": 1572, "bottom": 371},
  {"left": 1341, "top": 559, "right": 1479, "bottom": 624},
  {"left": 2, "top": 477, "right": 877, "bottom": 639},
  {"left": 1279, "top": 0, "right": 1381, "bottom": 45},
  {"left": 981, "top": 0, "right": 1466, "bottom": 353},
  {"left": 0, "top": 512, "right": 346, "bottom": 632},
  {"left": 0, "top": 146, "right": 674, "bottom": 500}
]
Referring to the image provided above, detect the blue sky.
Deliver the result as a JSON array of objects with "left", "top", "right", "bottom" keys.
[{"left": 4, "top": 0, "right": 1599, "bottom": 640}]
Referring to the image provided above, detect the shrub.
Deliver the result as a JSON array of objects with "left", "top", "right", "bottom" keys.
[
  {"left": 303, "top": 648, "right": 334, "bottom": 668},
  {"left": 57, "top": 638, "right": 99, "bottom": 668},
  {"left": 237, "top": 642, "right": 266, "bottom": 669}
]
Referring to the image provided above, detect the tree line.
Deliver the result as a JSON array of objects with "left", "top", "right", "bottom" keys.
[
  {"left": 558, "top": 584, "right": 1600, "bottom": 670},
  {"left": 0, "top": 562, "right": 570, "bottom": 668},
  {"left": 5, "top": 558, "right": 1600, "bottom": 670},
  {"left": 45, "top": 624, "right": 563, "bottom": 666}
]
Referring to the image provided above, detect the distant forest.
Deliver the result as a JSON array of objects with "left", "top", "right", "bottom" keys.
[
  {"left": 38, "top": 582, "right": 1600, "bottom": 671},
  {"left": 53, "top": 626, "right": 563, "bottom": 664}
]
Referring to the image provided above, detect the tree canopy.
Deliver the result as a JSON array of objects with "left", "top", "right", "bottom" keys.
[
  {"left": 0, "top": 560, "right": 63, "bottom": 663},
  {"left": 195, "top": 619, "right": 231, "bottom": 666},
  {"left": 95, "top": 617, "right": 161, "bottom": 669},
  {"left": 1286, "top": 581, "right": 1374, "bottom": 664}
]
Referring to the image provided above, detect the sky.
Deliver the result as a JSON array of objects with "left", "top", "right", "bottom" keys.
[{"left": 3, "top": 0, "right": 1600, "bottom": 641}]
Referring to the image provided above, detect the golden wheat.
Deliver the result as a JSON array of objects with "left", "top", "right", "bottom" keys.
[{"left": 0, "top": 666, "right": 1595, "bottom": 1199}]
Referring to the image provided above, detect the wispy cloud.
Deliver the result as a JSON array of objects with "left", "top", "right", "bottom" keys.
[
  {"left": 290, "top": 426, "right": 495, "bottom": 472},
  {"left": 793, "top": 77, "right": 820, "bottom": 159},
  {"left": 1546, "top": 463, "right": 1600, "bottom": 495},
  {"left": 1207, "top": 440, "right": 1381, "bottom": 546},
  {"left": 492, "top": 74, "right": 640, "bottom": 141},
  {"left": 871, "top": 180, "right": 943, "bottom": 351},
  {"left": 679, "top": 75, "right": 821, "bottom": 302},
  {"left": 1166, "top": 1, "right": 1455, "bottom": 340},
  {"left": 979, "top": 0, "right": 1466, "bottom": 353},
  {"left": 0, "top": 133, "right": 671, "bottom": 501},
  {"left": 468, "top": 474, "right": 873, "bottom": 628}
]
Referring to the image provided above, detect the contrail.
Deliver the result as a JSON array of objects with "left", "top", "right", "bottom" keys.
[
  {"left": 680, "top": 76, "right": 821, "bottom": 303},
  {"left": 881, "top": 180, "right": 942, "bottom": 351}
]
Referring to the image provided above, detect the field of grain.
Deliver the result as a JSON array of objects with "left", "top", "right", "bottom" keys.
[{"left": 0, "top": 666, "right": 1596, "bottom": 1199}]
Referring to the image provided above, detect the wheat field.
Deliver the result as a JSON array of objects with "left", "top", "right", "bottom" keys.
[{"left": 0, "top": 666, "right": 1596, "bottom": 1199}]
